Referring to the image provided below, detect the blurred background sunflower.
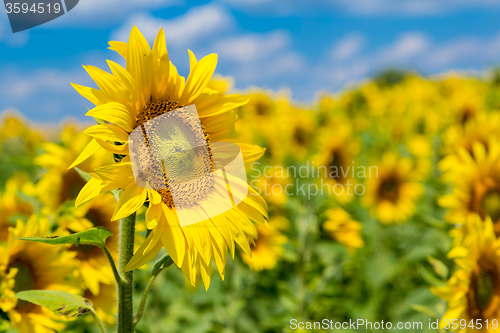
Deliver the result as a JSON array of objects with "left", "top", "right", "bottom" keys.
[{"left": 1, "top": 0, "right": 500, "bottom": 332}]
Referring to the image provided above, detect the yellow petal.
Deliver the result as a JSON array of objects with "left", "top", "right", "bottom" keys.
[
  {"left": 143, "top": 226, "right": 162, "bottom": 254},
  {"left": 197, "top": 94, "right": 249, "bottom": 118},
  {"left": 180, "top": 53, "right": 217, "bottom": 105},
  {"left": 95, "top": 162, "right": 134, "bottom": 189},
  {"left": 112, "top": 182, "right": 147, "bottom": 220},
  {"left": 96, "top": 138, "right": 129, "bottom": 155},
  {"left": 124, "top": 231, "right": 163, "bottom": 271},
  {"left": 106, "top": 60, "right": 137, "bottom": 111},
  {"left": 201, "top": 111, "right": 237, "bottom": 136},
  {"left": 160, "top": 205, "right": 186, "bottom": 267},
  {"left": 84, "top": 124, "right": 129, "bottom": 142},
  {"left": 152, "top": 28, "right": 170, "bottom": 100},
  {"left": 148, "top": 189, "right": 162, "bottom": 204},
  {"left": 108, "top": 41, "right": 128, "bottom": 59},
  {"left": 188, "top": 49, "right": 198, "bottom": 70},
  {"left": 83, "top": 65, "right": 129, "bottom": 105},
  {"left": 68, "top": 139, "right": 102, "bottom": 170},
  {"left": 86, "top": 102, "right": 135, "bottom": 132},
  {"left": 165, "top": 62, "right": 184, "bottom": 101},
  {"left": 71, "top": 83, "right": 107, "bottom": 106},
  {"left": 221, "top": 139, "right": 265, "bottom": 164},
  {"left": 209, "top": 232, "right": 227, "bottom": 280},
  {"left": 95, "top": 161, "right": 133, "bottom": 179},
  {"left": 184, "top": 220, "right": 211, "bottom": 266},
  {"left": 127, "top": 26, "right": 152, "bottom": 110},
  {"left": 179, "top": 250, "right": 197, "bottom": 286},
  {"left": 75, "top": 178, "right": 105, "bottom": 208},
  {"left": 145, "top": 203, "right": 162, "bottom": 229},
  {"left": 200, "top": 257, "right": 212, "bottom": 291}
]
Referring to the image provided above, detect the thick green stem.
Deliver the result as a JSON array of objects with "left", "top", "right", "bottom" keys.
[{"left": 117, "top": 212, "right": 136, "bottom": 333}]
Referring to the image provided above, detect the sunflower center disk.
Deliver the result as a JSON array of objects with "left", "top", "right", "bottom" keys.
[
  {"left": 468, "top": 260, "right": 500, "bottom": 319},
  {"left": 10, "top": 259, "right": 37, "bottom": 311},
  {"left": 129, "top": 103, "right": 248, "bottom": 227},
  {"left": 482, "top": 190, "right": 500, "bottom": 223}
]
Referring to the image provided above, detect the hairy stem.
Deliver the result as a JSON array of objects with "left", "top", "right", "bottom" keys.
[{"left": 117, "top": 212, "right": 136, "bottom": 333}]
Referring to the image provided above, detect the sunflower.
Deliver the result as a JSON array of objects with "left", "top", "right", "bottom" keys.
[
  {"left": 362, "top": 153, "right": 423, "bottom": 224},
  {"left": 35, "top": 124, "right": 112, "bottom": 215},
  {"left": 251, "top": 164, "right": 291, "bottom": 208},
  {"left": 439, "top": 113, "right": 500, "bottom": 184},
  {"left": 0, "top": 216, "right": 79, "bottom": 333},
  {"left": 441, "top": 112, "right": 500, "bottom": 159},
  {"left": 0, "top": 173, "right": 33, "bottom": 242},
  {"left": 313, "top": 124, "right": 360, "bottom": 203},
  {"left": 242, "top": 91, "right": 276, "bottom": 119},
  {"left": 432, "top": 217, "right": 500, "bottom": 332},
  {"left": 323, "top": 208, "right": 363, "bottom": 252},
  {"left": 0, "top": 111, "right": 26, "bottom": 139},
  {"left": 241, "top": 217, "right": 288, "bottom": 271},
  {"left": 207, "top": 75, "right": 234, "bottom": 95},
  {"left": 407, "top": 134, "right": 433, "bottom": 179},
  {"left": 236, "top": 90, "right": 289, "bottom": 164},
  {"left": 56, "top": 193, "right": 119, "bottom": 296},
  {"left": 0, "top": 111, "right": 43, "bottom": 157},
  {"left": 285, "top": 108, "right": 317, "bottom": 161},
  {"left": 447, "top": 78, "right": 486, "bottom": 126},
  {"left": 83, "top": 282, "right": 117, "bottom": 326},
  {"left": 70, "top": 26, "right": 268, "bottom": 290},
  {"left": 440, "top": 140, "right": 500, "bottom": 236}
]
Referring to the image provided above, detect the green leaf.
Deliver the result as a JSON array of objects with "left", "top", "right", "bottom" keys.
[
  {"left": 427, "top": 256, "right": 449, "bottom": 279},
  {"left": 18, "top": 227, "right": 112, "bottom": 248},
  {"left": 74, "top": 167, "right": 92, "bottom": 182},
  {"left": 409, "top": 304, "right": 437, "bottom": 318},
  {"left": 15, "top": 290, "right": 94, "bottom": 319}
]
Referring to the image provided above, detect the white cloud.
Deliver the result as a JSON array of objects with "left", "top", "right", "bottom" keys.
[
  {"left": 48, "top": 0, "right": 180, "bottom": 27},
  {"left": 212, "top": 30, "right": 306, "bottom": 85},
  {"left": 377, "top": 32, "right": 429, "bottom": 64},
  {"left": 330, "top": 34, "right": 365, "bottom": 60},
  {"left": 111, "top": 5, "right": 234, "bottom": 47},
  {"left": 2, "top": 69, "right": 77, "bottom": 98},
  {"left": 214, "top": 30, "right": 290, "bottom": 62},
  {"left": 306, "top": 29, "right": 500, "bottom": 100},
  {"left": 218, "top": 0, "right": 500, "bottom": 16},
  {"left": 0, "top": 67, "right": 92, "bottom": 119},
  {"left": 427, "top": 32, "right": 500, "bottom": 67}
]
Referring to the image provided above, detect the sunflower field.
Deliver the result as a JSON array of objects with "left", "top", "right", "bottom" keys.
[{"left": 1, "top": 27, "right": 500, "bottom": 333}]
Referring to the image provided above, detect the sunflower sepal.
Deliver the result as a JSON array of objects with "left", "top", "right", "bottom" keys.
[
  {"left": 151, "top": 254, "right": 174, "bottom": 276},
  {"left": 93, "top": 116, "right": 106, "bottom": 125},
  {"left": 74, "top": 167, "right": 92, "bottom": 182}
]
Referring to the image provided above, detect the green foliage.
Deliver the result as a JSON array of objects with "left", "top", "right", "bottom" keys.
[
  {"left": 15, "top": 290, "right": 94, "bottom": 319},
  {"left": 18, "top": 227, "right": 112, "bottom": 248}
]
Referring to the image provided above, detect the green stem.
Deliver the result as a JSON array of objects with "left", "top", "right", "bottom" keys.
[
  {"left": 117, "top": 212, "right": 136, "bottom": 333},
  {"left": 101, "top": 244, "right": 124, "bottom": 285},
  {"left": 133, "top": 255, "right": 174, "bottom": 328},
  {"left": 90, "top": 310, "right": 107, "bottom": 333}
]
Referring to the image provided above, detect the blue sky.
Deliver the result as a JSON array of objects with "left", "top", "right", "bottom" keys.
[{"left": 1, "top": 0, "right": 500, "bottom": 122}]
